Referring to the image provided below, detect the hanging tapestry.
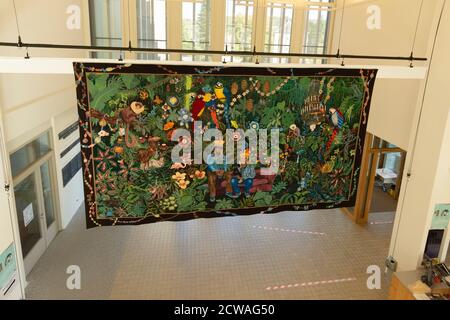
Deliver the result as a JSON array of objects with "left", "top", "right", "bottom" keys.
[{"left": 74, "top": 63, "right": 377, "bottom": 228}]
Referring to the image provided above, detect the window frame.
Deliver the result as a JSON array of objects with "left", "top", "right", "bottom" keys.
[
  {"left": 301, "top": 0, "right": 336, "bottom": 64},
  {"left": 224, "top": 0, "right": 256, "bottom": 62},
  {"left": 88, "top": 0, "right": 124, "bottom": 59},
  {"left": 87, "top": 0, "right": 336, "bottom": 63},
  {"left": 181, "top": 0, "right": 213, "bottom": 61},
  {"left": 263, "top": 1, "right": 295, "bottom": 63},
  {"left": 136, "top": 0, "right": 169, "bottom": 60}
]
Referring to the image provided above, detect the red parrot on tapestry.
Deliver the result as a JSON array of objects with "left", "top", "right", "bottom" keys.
[
  {"left": 191, "top": 93, "right": 206, "bottom": 121},
  {"left": 326, "top": 107, "right": 345, "bottom": 151},
  {"left": 191, "top": 91, "right": 220, "bottom": 129}
]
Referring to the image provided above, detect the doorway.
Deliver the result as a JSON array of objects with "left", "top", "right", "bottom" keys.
[
  {"left": 342, "top": 133, "right": 406, "bottom": 225},
  {"left": 10, "top": 131, "right": 59, "bottom": 275},
  {"left": 370, "top": 139, "right": 404, "bottom": 213}
]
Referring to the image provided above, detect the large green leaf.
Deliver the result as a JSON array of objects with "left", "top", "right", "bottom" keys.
[
  {"left": 89, "top": 76, "right": 124, "bottom": 112},
  {"left": 215, "top": 199, "right": 235, "bottom": 210},
  {"left": 121, "top": 74, "right": 140, "bottom": 90},
  {"left": 177, "top": 195, "right": 194, "bottom": 212},
  {"left": 253, "top": 191, "right": 272, "bottom": 206}
]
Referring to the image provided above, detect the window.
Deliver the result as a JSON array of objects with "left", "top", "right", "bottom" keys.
[
  {"left": 89, "top": 0, "right": 122, "bottom": 59},
  {"left": 87, "top": 0, "right": 335, "bottom": 63},
  {"left": 136, "top": 0, "right": 167, "bottom": 60},
  {"left": 302, "top": 0, "right": 334, "bottom": 63},
  {"left": 264, "top": 2, "right": 293, "bottom": 64},
  {"left": 10, "top": 132, "right": 51, "bottom": 178},
  {"left": 182, "top": 0, "right": 211, "bottom": 61},
  {"left": 224, "top": 0, "right": 255, "bottom": 62}
]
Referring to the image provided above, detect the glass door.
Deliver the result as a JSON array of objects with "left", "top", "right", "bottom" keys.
[
  {"left": 13, "top": 172, "right": 46, "bottom": 275},
  {"left": 39, "top": 161, "right": 58, "bottom": 242},
  {"left": 10, "top": 131, "right": 59, "bottom": 275}
]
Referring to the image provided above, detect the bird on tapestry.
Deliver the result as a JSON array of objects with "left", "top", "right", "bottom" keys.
[
  {"left": 191, "top": 93, "right": 206, "bottom": 121},
  {"left": 326, "top": 107, "right": 345, "bottom": 151},
  {"left": 214, "top": 82, "right": 226, "bottom": 100},
  {"left": 213, "top": 82, "right": 232, "bottom": 128}
]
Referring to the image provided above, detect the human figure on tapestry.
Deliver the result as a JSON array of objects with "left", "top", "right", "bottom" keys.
[
  {"left": 231, "top": 163, "right": 256, "bottom": 198},
  {"left": 206, "top": 142, "right": 233, "bottom": 203}
]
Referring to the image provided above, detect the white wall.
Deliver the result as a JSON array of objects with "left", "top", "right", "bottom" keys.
[
  {"left": 0, "top": 121, "right": 23, "bottom": 299},
  {"left": 368, "top": 80, "right": 422, "bottom": 150},
  {"left": 0, "top": 0, "right": 88, "bottom": 229},
  {"left": 388, "top": 0, "right": 450, "bottom": 270},
  {"left": 0, "top": 0, "right": 89, "bottom": 58},
  {"left": 0, "top": 0, "right": 89, "bottom": 294},
  {"left": 53, "top": 108, "right": 83, "bottom": 229},
  {"left": 331, "top": 0, "right": 440, "bottom": 150},
  {"left": 0, "top": 73, "right": 83, "bottom": 230}
]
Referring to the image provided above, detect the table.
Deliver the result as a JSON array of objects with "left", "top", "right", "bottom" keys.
[{"left": 389, "top": 269, "right": 450, "bottom": 300}]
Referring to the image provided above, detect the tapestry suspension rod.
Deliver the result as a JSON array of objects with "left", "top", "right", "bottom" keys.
[{"left": 0, "top": 41, "right": 427, "bottom": 62}]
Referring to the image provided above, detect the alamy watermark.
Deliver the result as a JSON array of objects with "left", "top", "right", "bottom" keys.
[
  {"left": 366, "top": 265, "right": 381, "bottom": 290},
  {"left": 66, "top": 265, "right": 81, "bottom": 290},
  {"left": 170, "top": 121, "right": 280, "bottom": 175},
  {"left": 66, "top": 5, "right": 81, "bottom": 30}
]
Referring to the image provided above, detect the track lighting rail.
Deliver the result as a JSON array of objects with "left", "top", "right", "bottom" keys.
[{"left": 0, "top": 41, "right": 427, "bottom": 63}]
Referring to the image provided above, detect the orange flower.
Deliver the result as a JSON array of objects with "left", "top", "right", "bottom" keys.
[
  {"left": 194, "top": 170, "right": 206, "bottom": 179},
  {"left": 172, "top": 172, "right": 186, "bottom": 181},
  {"left": 321, "top": 162, "right": 334, "bottom": 174},
  {"left": 140, "top": 90, "right": 149, "bottom": 100},
  {"left": 114, "top": 146, "right": 124, "bottom": 154},
  {"left": 164, "top": 121, "right": 175, "bottom": 131},
  {"left": 176, "top": 179, "right": 190, "bottom": 189}
]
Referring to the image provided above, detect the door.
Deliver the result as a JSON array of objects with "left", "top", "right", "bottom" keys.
[
  {"left": 10, "top": 132, "right": 59, "bottom": 275},
  {"left": 39, "top": 161, "right": 58, "bottom": 242},
  {"left": 13, "top": 172, "right": 46, "bottom": 275}
]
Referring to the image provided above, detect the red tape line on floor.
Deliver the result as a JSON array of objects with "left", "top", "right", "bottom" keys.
[
  {"left": 252, "top": 225, "right": 326, "bottom": 235},
  {"left": 266, "top": 277, "right": 357, "bottom": 291}
]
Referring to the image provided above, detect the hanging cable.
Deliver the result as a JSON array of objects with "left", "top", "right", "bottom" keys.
[
  {"left": 12, "top": 0, "right": 29, "bottom": 58},
  {"left": 222, "top": 45, "right": 228, "bottom": 64},
  {"left": 12, "top": 0, "right": 22, "bottom": 44},
  {"left": 253, "top": 46, "right": 260, "bottom": 64},
  {"left": 253, "top": 0, "right": 260, "bottom": 64},
  {"left": 409, "top": 0, "right": 425, "bottom": 67},
  {"left": 336, "top": 0, "right": 346, "bottom": 65},
  {"left": 127, "top": 0, "right": 132, "bottom": 50}
]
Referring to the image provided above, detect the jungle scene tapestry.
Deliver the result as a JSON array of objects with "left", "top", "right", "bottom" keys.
[{"left": 74, "top": 63, "right": 377, "bottom": 228}]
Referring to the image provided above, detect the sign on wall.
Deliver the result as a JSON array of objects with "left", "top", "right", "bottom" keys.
[
  {"left": 431, "top": 204, "right": 450, "bottom": 230},
  {"left": 22, "top": 203, "right": 34, "bottom": 228},
  {"left": 0, "top": 243, "right": 17, "bottom": 298},
  {"left": 74, "top": 63, "right": 377, "bottom": 228}
]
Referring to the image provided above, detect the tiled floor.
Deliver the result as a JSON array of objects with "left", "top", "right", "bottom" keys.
[
  {"left": 370, "top": 186, "right": 398, "bottom": 213},
  {"left": 25, "top": 206, "right": 397, "bottom": 300}
]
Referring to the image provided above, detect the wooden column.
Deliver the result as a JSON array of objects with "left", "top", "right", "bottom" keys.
[
  {"left": 353, "top": 133, "right": 373, "bottom": 224},
  {"left": 341, "top": 132, "right": 373, "bottom": 223},
  {"left": 359, "top": 150, "right": 380, "bottom": 224}
]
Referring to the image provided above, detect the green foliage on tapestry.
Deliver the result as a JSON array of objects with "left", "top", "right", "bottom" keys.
[{"left": 83, "top": 68, "right": 370, "bottom": 221}]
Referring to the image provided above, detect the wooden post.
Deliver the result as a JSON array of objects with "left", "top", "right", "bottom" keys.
[
  {"left": 343, "top": 132, "right": 373, "bottom": 223},
  {"left": 359, "top": 150, "right": 380, "bottom": 225}
]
